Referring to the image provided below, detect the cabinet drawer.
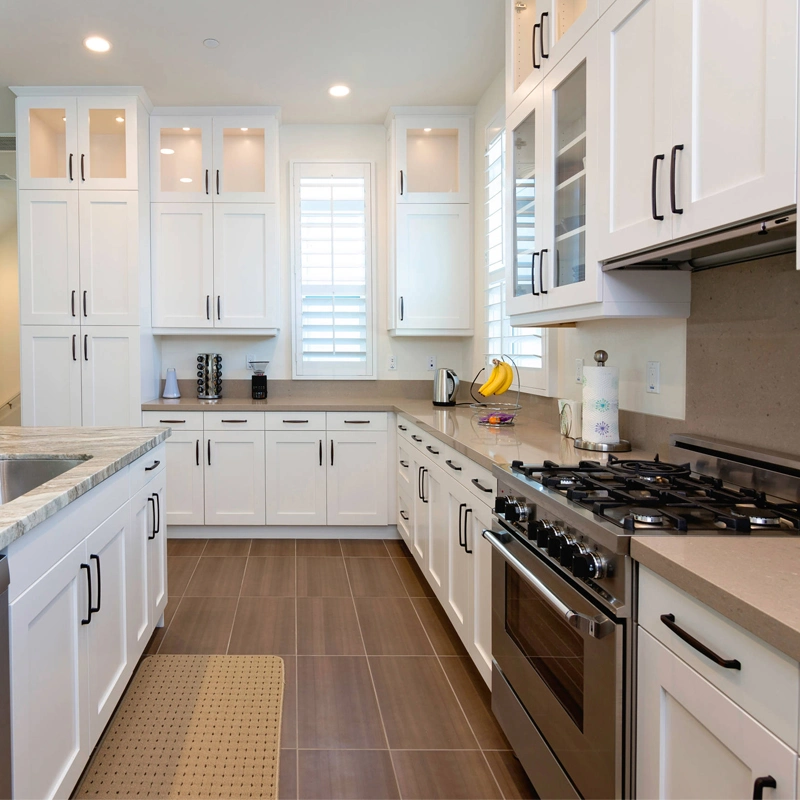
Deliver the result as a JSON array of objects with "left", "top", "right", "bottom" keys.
[
  {"left": 396, "top": 418, "right": 415, "bottom": 442},
  {"left": 638, "top": 565, "right": 800, "bottom": 748},
  {"left": 264, "top": 412, "right": 326, "bottom": 431},
  {"left": 397, "top": 444, "right": 414, "bottom": 494},
  {"left": 204, "top": 412, "right": 265, "bottom": 431},
  {"left": 142, "top": 411, "right": 204, "bottom": 431},
  {"left": 441, "top": 446, "right": 496, "bottom": 505},
  {"left": 326, "top": 412, "right": 388, "bottom": 431},
  {"left": 129, "top": 442, "right": 166, "bottom": 496}
]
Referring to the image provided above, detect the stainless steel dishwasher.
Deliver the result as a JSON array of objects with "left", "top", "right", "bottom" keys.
[{"left": 0, "top": 555, "right": 9, "bottom": 799}]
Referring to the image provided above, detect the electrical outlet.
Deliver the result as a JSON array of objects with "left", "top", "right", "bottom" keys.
[
  {"left": 427, "top": 356, "right": 436, "bottom": 371},
  {"left": 646, "top": 361, "right": 661, "bottom": 394},
  {"left": 388, "top": 355, "right": 397, "bottom": 371},
  {"left": 575, "top": 358, "right": 584, "bottom": 384},
  {"left": 246, "top": 354, "right": 256, "bottom": 370}
]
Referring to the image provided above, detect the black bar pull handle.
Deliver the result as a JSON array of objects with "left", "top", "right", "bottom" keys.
[
  {"left": 418, "top": 466, "right": 424, "bottom": 500},
  {"left": 147, "top": 497, "right": 156, "bottom": 539},
  {"left": 83, "top": 290, "right": 87, "bottom": 317},
  {"left": 421, "top": 468, "right": 428, "bottom": 503},
  {"left": 539, "top": 249, "right": 548, "bottom": 294},
  {"left": 399, "top": 170, "right": 404, "bottom": 196},
  {"left": 145, "top": 460, "right": 161, "bottom": 471},
  {"left": 80, "top": 153, "right": 85, "bottom": 181},
  {"left": 319, "top": 439, "right": 323, "bottom": 466},
  {"left": 196, "top": 438, "right": 200, "bottom": 466},
  {"left": 89, "top": 554, "right": 102, "bottom": 613},
  {"left": 84, "top": 334, "right": 88, "bottom": 361},
  {"left": 399, "top": 510, "right": 409, "bottom": 521},
  {"left": 159, "top": 419, "right": 186, "bottom": 424},
  {"left": 72, "top": 334, "right": 77, "bottom": 362},
  {"left": 670, "top": 144, "right": 684, "bottom": 214},
  {"left": 446, "top": 459, "right": 462, "bottom": 471},
  {"left": 426, "top": 445, "right": 440, "bottom": 455},
  {"left": 652, "top": 154, "right": 665, "bottom": 220},
  {"left": 540, "top": 12, "right": 549, "bottom": 58},
  {"left": 344, "top": 420, "right": 370, "bottom": 424},
  {"left": 458, "top": 503, "right": 467, "bottom": 548},
  {"left": 206, "top": 295, "right": 211, "bottom": 320},
  {"left": 331, "top": 438, "right": 334, "bottom": 466},
  {"left": 531, "top": 252, "right": 539, "bottom": 296},
  {"left": 532, "top": 23, "right": 541, "bottom": 69},
  {"left": 221, "top": 419, "right": 247, "bottom": 423},
  {"left": 217, "top": 295, "right": 221, "bottom": 320},
  {"left": 205, "top": 169, "right": 209, "bottom": 195},
  {"left": 207, "top": 438, "right": 211, "bottom": 466},
  {"left": 80, "top": 563, "right": 93, "bottom": 625},
  {"left": 216, "top": 169, "right": 220, "bottom": 195},
  {"left": 398, "top": 425, "right": 407, "bottom": 431},
  {"left": 753, "top": 776, "right": 777, "bottom": 800},
  {"left": 71, "top": 290, "right": 76, "bottom": 317},
  {"left": 660, "top": 614, "right": 742, "bottom": 669},
  {"left": 400, "top": 296, "right": 404, "bottom": 321},
  {"left": 464, "top": 508, "right": 473, "bottom": 553},
  {"left": 399, "top": 460, "right": 409, "bottom": 468},
  {"left": 411, "top": 435, "right": 423, "bottom": 443},
  {"left": 153, "top": 492, "right": 161, "bottom": 535},
  {"left": 69, "top": 153, "right": 74, "bottom": 181},
  {"left": 283, "top": 419, "right": 309, "bottom": 424},
  {"left": 471, "top": 478, "right": 493, "bottom": 493}
]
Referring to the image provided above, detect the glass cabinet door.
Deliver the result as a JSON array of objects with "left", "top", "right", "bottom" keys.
[
  {"left": 211, "top": 117, "right": 277, "bottom": 203},
  {"left": 395, "top": 117, "right": 471, "bottom": 204},
  {"left": 150, "top": 117, "right": 213, "bottom": 202},
  {"left": 16, "top": 97, "right": 78, "bottom": 190},
  {"left": 76, "top": 97, "right": 138, "bottom": 190},
  {"left": 511, "top": 0, "right": 542, "bottom": 95}
]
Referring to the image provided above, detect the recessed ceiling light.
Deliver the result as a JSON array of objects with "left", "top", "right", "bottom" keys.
[
  {"left": 182, "top": 127, "right": 191, "bottom": 131},
  {"left": 203, "top": 38, "right": 220, "bottom": 48},
  {"left": 240, "top": 127, "right": 248, "bottom": 131},
  {"left": 84, "top": 36, "right": 111, "bottom": 53},
  {"left": 115, "top": 116, "right": 124, "bottom": 123},
  {"left": 160, "top": 148, "right": 175, "bottom": 155},
  {"left": 62, "top": 117, "right": 66, "bottom": 122},
  {"left": 423, "top": 128, "right": 432, "bottom": 132},
  {"left": 329, "top": 84, "right": 350, "bottom": 98},
  {"left": 180, "top": 177, "right": 192, "bottom": 183}
]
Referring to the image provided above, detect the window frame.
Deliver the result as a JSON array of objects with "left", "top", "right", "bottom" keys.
[
  {"left": 483, "top": 108, "right": 555, "bottom": 396},
  {"left": 290, "top": 160, "right": 377, "bottom": 380}
]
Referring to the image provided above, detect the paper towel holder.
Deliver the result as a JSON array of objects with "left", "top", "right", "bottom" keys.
[{"left": 574, "top": 350, "right": 632, "bottom": 452}]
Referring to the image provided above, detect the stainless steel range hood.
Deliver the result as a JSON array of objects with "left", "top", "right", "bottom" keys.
[{"left": 603, "top": 210, "right": 796, "bottom": 272}]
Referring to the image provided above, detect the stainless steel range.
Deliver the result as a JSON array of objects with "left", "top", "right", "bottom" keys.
[{"left": 486, "top": 435, "right": 800, "bottom": 800}]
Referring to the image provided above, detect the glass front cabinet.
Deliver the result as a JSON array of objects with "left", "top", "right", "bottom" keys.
[
  {"left": 16, "top": 96, "right": 139, "bottom": 191},
  {"left": 150, "top": 115, "right": 278, "bottom": 203}
]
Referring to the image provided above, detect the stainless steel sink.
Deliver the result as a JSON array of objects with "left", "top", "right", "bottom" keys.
[{"left": 0, "top": 457, "right": 90, "bottom": 505}]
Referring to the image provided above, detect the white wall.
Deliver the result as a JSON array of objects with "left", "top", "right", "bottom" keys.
[
  {"left": 0, "top": 152, "right": 20, "bottom": 411},
  {"left": 159, "top": 124, "right": 470, "bottom": 386}
]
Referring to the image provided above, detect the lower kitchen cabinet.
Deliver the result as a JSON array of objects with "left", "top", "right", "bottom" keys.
[
  {"left": 637, "top": 628, "right": 797, "bottom": 800},
  {"left": 467, "top": 500, "right": 493, "bottom": 679},
  {"left": 164, "top": 431, "right": 205, "bottom": 526},
  {"left": 265, "top": 430, "right": 327, "bottom": 526},
  {"left": 204, "top": 431, "right": 266, "bottom": 525},
  {"left": 424, "top": 463, "right": 448, "bottom": 600},
  {"left": 412, "top": 459, "right": 430, "bottom": 564},
  {"left": 327, "top": 431, "right": 388, "bottom": 526},
  {"left": 445, "top": 478, "right": 471, "bottom": 642}
]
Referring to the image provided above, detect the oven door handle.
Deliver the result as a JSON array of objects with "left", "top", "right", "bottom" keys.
[{"left": 482, "top": 530, "right": 616, "bottom": 640}]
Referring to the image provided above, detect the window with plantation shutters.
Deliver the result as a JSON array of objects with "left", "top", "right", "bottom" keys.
[
  {"left": 292, "top": 163, "right": 375, "bottom": 378},
  {"left": 484, "top": 113, "right": 548, "bottom": 390}
]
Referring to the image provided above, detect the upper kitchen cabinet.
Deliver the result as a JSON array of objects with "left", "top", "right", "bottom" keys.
[
  {"left": 597, "top": 0, "right": 798, "bottom": 262},
  {"left": 506, "top": 0, "right": 599, "bottom": 117},
  {"left": 150, "top": 113, "right": 278, "bottom": 203},
  {"left": 386, "top": 108, "right": 474, "bottom": 336},
  {"left": 15, "top": 94, "right": 140, "bottom": 191},
  {"left": 394, "top": 117, "right": 470, "bottom": 204}
]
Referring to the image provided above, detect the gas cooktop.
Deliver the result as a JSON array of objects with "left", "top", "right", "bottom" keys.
[{"left": 508, "top": 454, "right": 800, "bottom": 535}]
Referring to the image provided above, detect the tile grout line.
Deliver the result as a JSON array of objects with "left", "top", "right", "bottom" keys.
[
  {"left": 154, "top": 594, "right": 183, "bottom": 655},
  {"left": 156, "top": 547, "right": 206, "bottom": 653},
  {"left": 224, "top": 544, "right": 250, "bottom": 655},
  {"left": 342, "top": 547, "right": 404, "bottom": 800}
]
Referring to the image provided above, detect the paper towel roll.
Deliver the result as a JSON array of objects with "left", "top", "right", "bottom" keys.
[{"left": 581, "top": 366, "right": 620, "bottom": 444}]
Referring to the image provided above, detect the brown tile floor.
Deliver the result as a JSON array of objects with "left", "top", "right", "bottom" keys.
[{"left": 147, "top": 538, "right": 536, "bottom": 800}]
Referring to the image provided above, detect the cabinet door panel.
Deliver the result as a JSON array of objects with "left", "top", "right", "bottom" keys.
[
  {"left": 671, "top": 0, "right": 797, "bottom": 238},
  {"left": 413, "top": 461, "right": 429, "bottom": 564},
  {"left": 151, "top": 203, "right": 214, "bottom": 328},
  {"left": 212, "top": 116, "right": 278, "bottom": 203},
  {"left": 20, "top": 326, "right": 82, "bottom": 427},
  {"left": 425, "top": 467, "right": 448, "bottom": 600},
  {"left": 9, "top": 542, "right": 89, "bottom": 800},
  {"left": 327, "top": 432, "right": 388, "bottom": 526},
  {"left": 148, "top": 470, "right": 167, "bottom": 621},
  {"left": 79, "top": 191, "right": 139, "bottom": 325},
  {"left": 395, "top": 204, "right": 470, "bottom": 330},
  {"left": 164, "top": 433, "right": 205, "bottom": 525},
  {"left": 445, "top": 481, "right": 471, "bottom": 642},
  {"left": 128, "top": 484, "right": 152, "bottom": 651},
  {"left": 468, "top": 502, "right": 493, "bottom": 686},
  {"left": 637, "top": 628, "right": 797, "bottom": 800},
  {"left": 18, "top": 190, "right": 80, "bottom": 325},
  {"left": 213, "top": 203, "right": 279, "bottom": 328},
  {"left": 80, "top": 326, "right": 140, "bottom": 427},
  {"left": 266, "top": 431, "right": 327, "bottom": 525},
  {"left": 76, "top": 97, "right": 138, "bottom": 191},
  {"left": 15, "top": 96, "right": 78, "bottom": 190},
  {"left": 596, "top": 0, "right": 673, "bottom": 260},
  {"left": 86, "top": 505, "right": 130, "bottom": 741},
  {"left": 205, "top": 432, "right": 266, "bottom": 525},
  {"left": 150, "top": 116, "right": 213, "bottom": 203}
]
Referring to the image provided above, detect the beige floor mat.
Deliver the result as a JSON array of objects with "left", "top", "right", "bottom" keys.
[{"left": 75, "top": 655, "right": 284, "bottom": 799}]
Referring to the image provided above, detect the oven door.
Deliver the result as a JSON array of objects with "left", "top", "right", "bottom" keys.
[{"left": 485, "top": 528, "right": 624, "bottom": 800}]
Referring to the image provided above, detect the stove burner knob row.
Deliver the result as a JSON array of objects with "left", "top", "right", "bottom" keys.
[
  {"left": 571, "top": 551, "right": 608, "bottom": 580},
  {"left": 545, "top": 522, "right": 567, "bottom": 558}
]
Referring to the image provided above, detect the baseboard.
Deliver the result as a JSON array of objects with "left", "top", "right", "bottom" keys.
[{"left": 167, "top": 524, "right": 400, "bottom": 540}]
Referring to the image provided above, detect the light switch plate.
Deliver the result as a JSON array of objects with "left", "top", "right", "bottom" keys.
[
  {"left": 575, "top": 358, "right": 584, "bottom": 384},
  {"left": 646, "top": 361, "right": 661, "bottom": 393},
  {"left": 427, "top": 356, "right": 436, "bottom": 371},
  {"left": 388, "top": 356, "right": 397, "bottom": 371}
]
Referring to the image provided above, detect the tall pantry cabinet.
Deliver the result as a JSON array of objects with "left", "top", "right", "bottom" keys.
[{"left": 13, "top": 88, "right": 158, "bottom": 427}]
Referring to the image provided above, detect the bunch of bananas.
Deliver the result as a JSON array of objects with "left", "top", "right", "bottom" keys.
[{"left": 479, "top": 360, "right": 514, "bottom": 397}]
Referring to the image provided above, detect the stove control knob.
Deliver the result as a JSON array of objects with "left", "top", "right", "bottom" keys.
[
  {"left": 572, "top": 552, "right": 608, "bottom": 580},
  {"left": 535, "top": 520, "right": 552, "bottom": 548},
  {"left": 545, "top": 524, "right": 566, "bottom": 558},
  {"left": 527, "top": 519, "right": 547, "bottom": 542},
  {"left": 494, "top": 496, "right": 509, "bottom": 515},
  {"left": 559, "top": 539, "right": 587, "bottom": 569},
  {"left": 505, "top": 501, "right": 521, "bottom": 522}
]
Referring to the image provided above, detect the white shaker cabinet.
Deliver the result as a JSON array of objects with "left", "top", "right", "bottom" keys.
[
  {"left": 204, "top": 431, "right": 266, "bottom": 526},
  {"left": 20, "top": 326, "right": 82, "bottom": 427},
  {"left": 637, "top": 628, "right": 797, "bottom": 800},
  {"left": 265, "top": 431, "right": 327, "bottom": 526},
  {"left": 147, "top": 469, "right": 168, "bottom": 623},
  {"left": 327, "top": 431, "right": 389, "bottom": 526},
  {"left": 163, "top": 431, "right": 205, "bottom": 526},
  {"left": 424, "top": 461, "right": 448, "bottom": 601},
  {"left": 444, "top": 478, "right": 472, "bottom": 643},
  {"left": 150, "top": 117, "right": 213, "bottom": 203},
  {"left": 466, "top": 500, "right": 493, "bottom": 682}
]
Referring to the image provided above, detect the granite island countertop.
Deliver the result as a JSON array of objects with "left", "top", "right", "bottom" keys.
[
  {"left": 0, "top": 427, "right": 169, "bottom": 550},
  {"left": 632, "top": 537, "right": 800, "bottom": 663}
]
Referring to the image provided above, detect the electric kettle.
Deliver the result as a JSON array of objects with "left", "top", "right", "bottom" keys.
[{"left": 433, "top": 368, "right": 459, "bottom": 406}]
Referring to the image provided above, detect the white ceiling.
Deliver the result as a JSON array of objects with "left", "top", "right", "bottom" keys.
[{"left": 0, "top": 0, "right": 504, "bottom": 133}]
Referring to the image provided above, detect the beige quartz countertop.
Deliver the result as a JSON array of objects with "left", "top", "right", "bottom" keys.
[
  {"left": 143, "top": 395, "right": 655, "bottom": 472},
  {"left": 632, "top": 537, "right": 800, "bottom": 662},
  {"left": 0, "top": 427, "right": 168, "bottom": 551}
]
